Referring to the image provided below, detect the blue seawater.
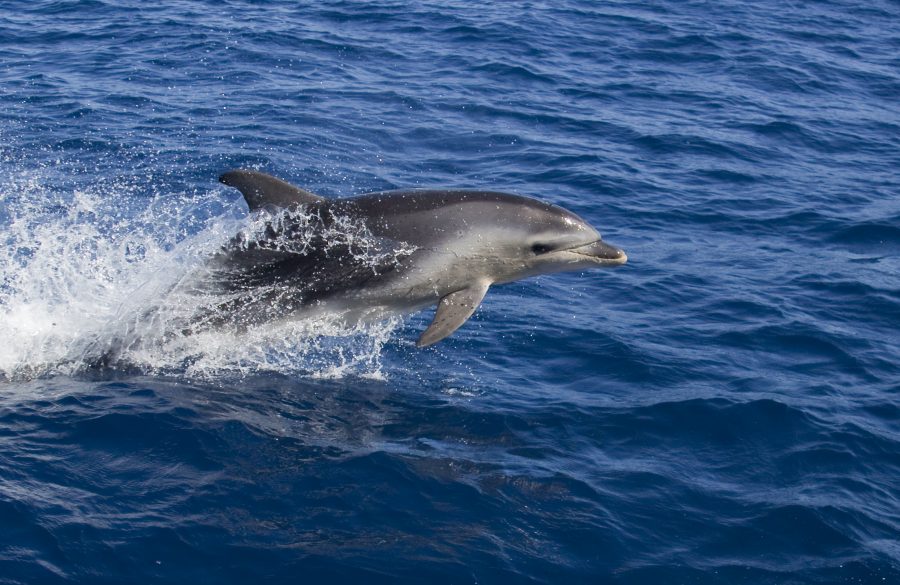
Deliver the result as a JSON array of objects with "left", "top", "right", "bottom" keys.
[{"left": 1, "top": 1, "right": 899, "bottom": 583}]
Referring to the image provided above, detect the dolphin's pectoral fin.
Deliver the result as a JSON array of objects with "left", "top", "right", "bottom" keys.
[
  {"left": 417, "top": 282, "right": 490, "bottom": 348},
  {"left": 219, "top": 169, "right": 325, "bottom": 211}
]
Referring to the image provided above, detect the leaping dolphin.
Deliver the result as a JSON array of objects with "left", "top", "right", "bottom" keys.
[{"left": 213, "top": 169, "right": 627, "bottom": 347}]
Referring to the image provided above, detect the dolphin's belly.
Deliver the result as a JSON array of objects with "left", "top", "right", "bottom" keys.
[{"left": 317, "top": 249, "right": 473, "bottom": 318}]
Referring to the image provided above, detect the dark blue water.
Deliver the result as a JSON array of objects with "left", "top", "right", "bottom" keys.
[{"left": 1, "top": 1, "right": 899, "bottom": 583}]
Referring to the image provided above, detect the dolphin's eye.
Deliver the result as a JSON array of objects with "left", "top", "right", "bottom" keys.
[{"left": 531, "top": 243, "right": 554, "bottom": 255}]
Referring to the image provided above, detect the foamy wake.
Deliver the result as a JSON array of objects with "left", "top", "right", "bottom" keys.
[{"left": 0, "top": 171, "right": 400, "bottom": 381}]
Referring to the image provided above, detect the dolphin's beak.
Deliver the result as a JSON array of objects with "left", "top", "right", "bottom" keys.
[{"left": 568, "top": 240, "right": 628, "bottom": 265}]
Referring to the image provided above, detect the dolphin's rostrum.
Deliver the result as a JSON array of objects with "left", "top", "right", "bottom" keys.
[{"left": 215, "top": 169, "right": 627, "bottom": 347}]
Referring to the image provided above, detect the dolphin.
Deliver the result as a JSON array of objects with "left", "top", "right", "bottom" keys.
[{"left": 212, "top": 169, "right": 627, "bottom": 347}]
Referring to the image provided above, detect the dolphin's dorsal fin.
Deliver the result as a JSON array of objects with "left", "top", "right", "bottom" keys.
[
  {"left": 219, "top": 169, "right": 325, "bottom": 211},
  {"left": 417, "top": 282, "right": 490, "bottom": 348}
]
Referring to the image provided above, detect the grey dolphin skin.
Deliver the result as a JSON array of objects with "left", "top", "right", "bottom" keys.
[{"left": 215, "top": 169, "right": 627, "bottom": 347}]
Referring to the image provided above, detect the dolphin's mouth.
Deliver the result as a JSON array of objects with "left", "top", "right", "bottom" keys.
[{"left": 565, "top": 240, "right": 627, "bottom": 265}]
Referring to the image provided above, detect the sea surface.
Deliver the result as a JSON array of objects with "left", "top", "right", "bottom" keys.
[{"left": 1, "top": 1, "right": 899, "bottom": 583}]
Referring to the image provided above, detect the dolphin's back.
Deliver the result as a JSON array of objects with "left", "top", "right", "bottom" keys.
[
  {"left": 328, "top": 189, "right": 582, "bottom": 245},
  {"left": 334, "top": 189, "right": 566, "bottom": 217}
]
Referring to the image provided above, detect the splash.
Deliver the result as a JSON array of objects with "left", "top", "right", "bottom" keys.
[{"left": 0, "top": 171, "right": 402, "bottom": 381}]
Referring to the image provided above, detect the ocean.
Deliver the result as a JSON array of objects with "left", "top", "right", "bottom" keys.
[{"left": 1, "top": 1, "right": 898, "bottom": 583}]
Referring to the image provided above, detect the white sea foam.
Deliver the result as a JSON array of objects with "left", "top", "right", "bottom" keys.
[{"left": 0, "top": 171, "right": 401, "bottom": 381}]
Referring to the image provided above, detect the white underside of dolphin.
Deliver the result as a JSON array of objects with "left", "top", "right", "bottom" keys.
[{"left": 216, "top": 169, "right": 627, "bottom": 347}]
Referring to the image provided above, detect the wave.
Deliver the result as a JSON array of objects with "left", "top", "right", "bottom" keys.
[{"left": 0, "top": 171, "right": 398, "bottom": 381}]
